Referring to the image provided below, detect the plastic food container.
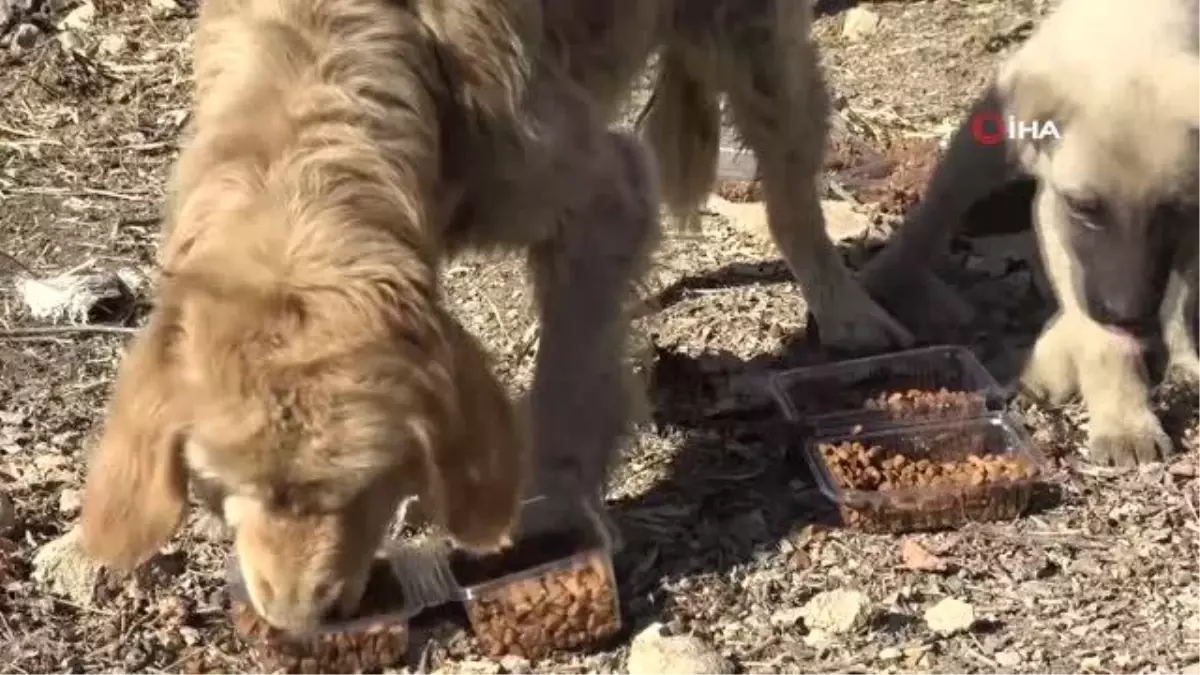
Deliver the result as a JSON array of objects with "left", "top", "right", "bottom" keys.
[
  {"left": 450, "top": 496, "right": 622, "bottom": 659},
  {"left": 768, "top": 345, "right": 1007, "bottom": 433},
  {"left": 228, "top": 496, "right": 622, "bottom": 665},
  {"left": 227, "top": 540, "right": 457, "bottom": 674},
  {"left": 800, "top": 413, "right": 1045, "bottom": 533}
]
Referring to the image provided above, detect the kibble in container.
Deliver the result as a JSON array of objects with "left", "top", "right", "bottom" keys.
[
  {"left": 802, "top": 413, "right": 1044, "bottom": 533},
  {"left": 227, "top": 540, "right": 458, "bottom": 674},
  {"left": 450, "top": 496, "right": 622, "bottom": 659},
  {"left": 767, "top": 345, "right": 1006, "bottom": 432}
]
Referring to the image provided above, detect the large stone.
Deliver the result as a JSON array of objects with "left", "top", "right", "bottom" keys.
[
  {"left": 627, "top": 623, "right": 731, "bottom": 675},
  {"left": 802, "top": 588, "right": 871, "bottom": 635},
  {"left": 31, "top": 527, "right": 104, "bottom": 606}
]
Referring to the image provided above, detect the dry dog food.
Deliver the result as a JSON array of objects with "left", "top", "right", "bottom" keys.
[
  {"left": 769, "top": 346, "right": 1002, "bottom": 427},
  {"left": 789, "top": 379, "right": 987, "bottom": 422},
  {"left": 862, "top": 388, "right": 987, "bottom": 421},
  {"left": 230, "top": 559, "right": 410, "bottom": 674},
  {"left": 819, "top": 441, "right": 1036, "bottom": 491},
  {"left": 809, "top": 423, "right": 1041, "bottom": 533},
  {"left": 453, "top": 531, "right": 621, "bottom": 659}
]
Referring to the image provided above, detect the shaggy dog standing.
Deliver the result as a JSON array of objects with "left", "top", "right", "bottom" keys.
[{"left": 79, "top": 0, "right": 906, "bottom": 630}]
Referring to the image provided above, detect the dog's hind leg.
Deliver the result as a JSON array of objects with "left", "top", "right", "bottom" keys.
[
  {"left": 695, "top": 0, "right": 913, "bottom": 352},
  {"left": 522, "top": 130, "right": 659, "bottom": 550}
]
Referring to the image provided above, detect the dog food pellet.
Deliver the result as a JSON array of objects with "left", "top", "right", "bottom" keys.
[{"left": 229, "top": 560, "right": 409, "bottom": 674}]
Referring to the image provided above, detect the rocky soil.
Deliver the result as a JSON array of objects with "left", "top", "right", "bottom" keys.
[{"left": 0, "top": 0, "right": 1196, "bottom": 673}]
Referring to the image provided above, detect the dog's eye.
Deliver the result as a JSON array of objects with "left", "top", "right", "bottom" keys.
[{"left": 1063, "top": 193, "right": 1106, "bottom": 231}]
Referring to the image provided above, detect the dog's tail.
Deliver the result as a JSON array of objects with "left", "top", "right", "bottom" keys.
[{"left": 636, "top": 48, "right": 721, "bottom": 231}]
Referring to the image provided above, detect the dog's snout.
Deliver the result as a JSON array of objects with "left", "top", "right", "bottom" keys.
[{"left": 244, "top": 569, "right": 345, "bottom": 633}]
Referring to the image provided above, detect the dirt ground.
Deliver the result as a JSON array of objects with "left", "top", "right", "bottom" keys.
[{"left": 0, "top": 0, "right": 1197, "bottom": 673}]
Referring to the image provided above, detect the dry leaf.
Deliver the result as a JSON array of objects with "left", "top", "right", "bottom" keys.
[{"left": 901, "top": 537, "right": 949, "bottom": 572}]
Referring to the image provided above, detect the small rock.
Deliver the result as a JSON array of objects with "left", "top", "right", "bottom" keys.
[
  {"left": 31, "top": 527, "right": 104, "bottom": 606},
  {"left": 900, "top": 537, "right": 949, "bottom": 572},
  {"left": 627, "top": 622, "right": 731, "bottom": 675},
  {"left": 822, "top": 199, "right": 872, "bottom": 242},
  {"left": 498, "top": 655, "right": 529, "bottom": 673},
  {"left": 149, "top": 0, "right": 178, "bottom": 16},
  {"left": 802, "top": 588, "right": 871, "bottom": 635},
  {"left": 0, "top": 491, "right": 15, "bottom": 535},
  {"left": 770, "top": 606, "right": 806, "bottom": 628},
  {"left": 1079, "top": 655, "right": 1103, "bottom": 671},
  {"left": 10, "top": 22, "right": 39, "bottom": 51},
  {"left": 448, "top": 661, "right": 501, "bottom": 675},
  {"left": 924, "top": 597, "right": 976, "bottom": 636},
  {"left": 98, "top": 33, "right": 128, "bottom": 57},
  {"left": 58, "top": 489, "right": 82, "bottom": 516},
  {"left": 841, "top": 6, "right": 881, "bottom": 40},
  {"left": 878, "top": 647, "right": 903, "bottom": 661},
  {"left": 58, "top": 1, "right": 95, "bottom": 32},
  {"left": 995, "top": 650, "right": 1022, "bottom": 667},
  {"left": 1181, "top": 661, "right": 1200, "bottom": 675}
]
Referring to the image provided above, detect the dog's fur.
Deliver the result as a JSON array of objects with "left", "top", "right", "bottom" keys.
[
  {"left": 80, "top": 0, "right": 905, "bottom": 631},
  {"left": 861, "top": 0, "right": 1199, "bottom": 466}
]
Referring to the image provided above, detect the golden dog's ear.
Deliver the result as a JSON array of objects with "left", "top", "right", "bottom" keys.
[
  {"left": 80, "top": 307, "right": 189, "bottom": 569},
  {"left": 421, "top": 313, "right": 526, "bottom": 552}
]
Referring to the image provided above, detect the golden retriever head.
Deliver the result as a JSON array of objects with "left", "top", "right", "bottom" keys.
[{"left": 78, "top": 239, "right": 526, "bottom": 633}]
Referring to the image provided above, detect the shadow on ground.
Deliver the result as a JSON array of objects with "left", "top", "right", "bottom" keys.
[{"left": 604, "top": 223, "right": 1070, "bottom": 634}]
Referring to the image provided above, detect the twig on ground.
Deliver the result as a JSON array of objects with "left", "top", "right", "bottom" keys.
[{"left": 0, "top": 325, "right": 136, "bottom": 339}]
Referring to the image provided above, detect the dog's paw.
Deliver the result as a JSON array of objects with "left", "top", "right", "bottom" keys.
[
  {"left": 812, "top": 284, "right": 915, "bottom": 353},
  {"left": 1166, "top": 349, "right": 1200, "bottom": 389},
  {"left": 1087, "top": 412, "right": 1174, "bottom": 467},
  {"left": 1019, "top": 323, "right": 1079, "bottom": 404}
]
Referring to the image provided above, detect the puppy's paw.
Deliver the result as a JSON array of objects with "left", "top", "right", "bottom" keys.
[
  {"left": 1088, "top": 412, "right": 1174, "bottom": 467},
  {"left": 812, "top": 283, "right": 915, "bottom": 353},
  {"left": 1166, "top": 349, "right": 1200, "bottom": 389},
  {"left": 1019, "top": 323, "right": 1079, "bottom": 404}
]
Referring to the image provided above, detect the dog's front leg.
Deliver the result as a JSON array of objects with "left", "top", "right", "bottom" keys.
[
  {"left": 1021, "top": 186, "right": 1172, "bottom": 466},
  {"left": 1162, "top": 229, "right": 1200, "bottom": 387},
  {"left": 522, "top": 131, "right": 658, "bottom": 551}
]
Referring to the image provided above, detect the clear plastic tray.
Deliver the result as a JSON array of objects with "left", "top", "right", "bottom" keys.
[
  {"left": 226, "top": 497, "right": 622, "bottom": 664},
  {"left": 226, "top": 541, "right": 456, "bottom": 673},
  {"left": 801, "top": 413, "right": 1044, "bottom": 533},
  {"left": 449, "top": 495, "right": 622, "bottom": 659},
  {"left": 768, "top": 345, "right": 1006, "bottom": 432}
]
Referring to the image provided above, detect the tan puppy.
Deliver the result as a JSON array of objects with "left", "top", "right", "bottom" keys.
[{"left": 862, "top": 0, "right": 1199, "bottom": 466}]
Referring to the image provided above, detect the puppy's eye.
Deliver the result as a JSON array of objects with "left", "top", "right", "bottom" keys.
[{"left": 1063, "top": 193, "right": 1106, "bottom": 231}]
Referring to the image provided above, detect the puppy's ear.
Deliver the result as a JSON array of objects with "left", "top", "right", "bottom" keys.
[
  {"left": 421, "top": 312, "right": 526, "bottom": 552},
  {"left": 80, "top": 307, "right": 189, "bottom": 569},
  {"left": 995, "top": 58, "right": 1071, "bottom": 173}
]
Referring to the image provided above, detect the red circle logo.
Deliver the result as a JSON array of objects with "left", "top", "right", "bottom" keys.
[{"left": 970, "top": 111, "right": 1006, "bottom": 146}]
